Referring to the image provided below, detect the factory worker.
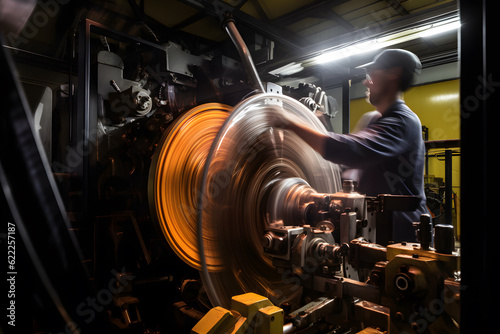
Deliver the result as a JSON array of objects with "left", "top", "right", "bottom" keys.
[
  {"left": 281, "top": 49, "right": 428, "bottom": 242},
  {"left": 341, "top": 110, "right": 381, "bottom": 183}
]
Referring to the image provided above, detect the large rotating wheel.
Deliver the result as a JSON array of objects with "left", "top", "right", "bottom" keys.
[
  {"left": 149, "top": 103, "right": 232, "bottom": 271},
  {"left": 197, "top": 93, "right": 342, "bottom": 308}
]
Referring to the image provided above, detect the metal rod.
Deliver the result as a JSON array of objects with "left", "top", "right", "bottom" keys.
[
  {"left": 223, "top": 19, "right": 265, "bottom": 93},
  {"left": 342, "top": 79, "right": 350, "bottom": 133},
  {"left": 445, "top": 149, "right": 453, "bottom": 225}
]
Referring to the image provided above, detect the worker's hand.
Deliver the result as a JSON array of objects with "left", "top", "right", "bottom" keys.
[
  {"left": 264, "top": 105, "right": 328, "bottom": 157},
  {"left": 264, "top": 106, "right": 301, "bottom": 130}
]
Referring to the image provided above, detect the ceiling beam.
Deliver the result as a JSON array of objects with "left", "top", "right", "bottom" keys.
[
  {"left": 304, "top": 0, "right": 458, "bottom": 55},
  {"left": 179, "top": 0, "right": 308, "bottom": 50},
  {"left": 258, "top": 0, "right": 458, "bottom": 74},
  {"left": 327, "top": 8, "right": 355, "bottom": 32},
  {"left": 127, "top": 0, "right": 146, "bottom": 21},
  {"left": 272, "top": 0, "right": 351, "bottom": 26},
  {"left": 234, "top": 0, "right": 249, "bottom": 10},
  {"left": 172, "top": 11, "right": 207, "bottom": 30},
  {"left": 385, "top": 0, "right": 410, "bottom": 16},
  {"left": 250, "top": 0, "right": 271, "bottom": 24}
]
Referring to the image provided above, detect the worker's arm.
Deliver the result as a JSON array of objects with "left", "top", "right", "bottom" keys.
[
  {"left": 278, "top": 104, "right": 412, "bottom": 168},
  {"left": 284, "top": 119, "right": 330, "bottom": 158}
]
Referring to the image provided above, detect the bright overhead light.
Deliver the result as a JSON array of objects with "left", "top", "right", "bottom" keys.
[
  {"left": 314, "top": 40, "right": 381, "bottom": 64},
  {"left": 268, "top": 17, "right": 460, "bottom": 74},
  {"left": 269, "top": 62, "right": 304, "bottom": 76},
  {"left": 311, "top": 18, "right": 460, "bottom": 65},
  {"left": 419, "top": 20, "right": 461, "bottom": 38}
]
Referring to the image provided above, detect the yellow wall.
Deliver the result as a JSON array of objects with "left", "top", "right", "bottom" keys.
[
  {"left": 405, "top": 79, "right": 460, "bottom": 141},
  {"left": 349, "top": 79, "right": 461, "bottom": 235},
  {"left": 350, "top": 79, "right": 460, "bottom": 139},
  {"left": 350, "top": 96, "right": 377, "bottom": 131}
]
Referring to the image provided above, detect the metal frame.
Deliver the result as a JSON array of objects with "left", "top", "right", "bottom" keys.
[
  {"left": 459, "top": 0, "right": 499, "bottom": 332},
  {"left": 0, "top": 32, "right": 110, "bottom": 333},
  {"left": 425, "top": 139, "right": 460, "bottom": 226},
  {"left": 76, "top": 19, "right": 168, "bottom": 227}
]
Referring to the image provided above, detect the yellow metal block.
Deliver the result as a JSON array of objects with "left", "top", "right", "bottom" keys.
[
  {"left": 230, "top": 293, "right": 274, "bottom": 318},
  {"left": 192, "top": 294, "right": 284, "bottom": 334},
  {"left": 191, "top": 306, "right": 240, "bottom": 334},
  {"left": 257, "top": 306, "right": 284, "bottom": 334},
  {"left": 386, "top": 243, "right": 459, "bottom": 275},
  {"left": 230, "top": 315, "right": 248, "bottom": 334}
]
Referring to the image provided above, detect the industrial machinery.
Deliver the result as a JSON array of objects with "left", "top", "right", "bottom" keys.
[
  {"left": 188, "top": 90, "right": 460, "bottom": 333},
  {"left": 1, "top": 8, "right": 460, "bottom": 334}
]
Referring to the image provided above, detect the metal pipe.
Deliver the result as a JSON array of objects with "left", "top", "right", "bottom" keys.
[
  {"left": 223, "top": 19, "right": 265, "bottom": 93},
  {"left": 444, "top": 149, "right": 453, "bottom": 225},
  {"left": 342, "top": 79, "right": 350, "bottom": 133}
]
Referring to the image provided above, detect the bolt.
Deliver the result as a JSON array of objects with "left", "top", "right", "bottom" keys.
[
  {"left": 395, "top": 312, "right": 404, "bottom": 322},
  {"left": 262, "top": 233, "right": 273, "bottom": 248},
  {"left": 411, "top": 321, "right": 421, "bottom": 331}
]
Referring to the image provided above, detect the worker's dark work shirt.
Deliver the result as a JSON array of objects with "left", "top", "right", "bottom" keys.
[{"left": 324, "top": 99, "right": 427, "bottom": 242}]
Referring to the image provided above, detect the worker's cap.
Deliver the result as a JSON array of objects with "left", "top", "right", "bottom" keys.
[{"left": 357, "top": 49, "right": 422, "bottom": 75}]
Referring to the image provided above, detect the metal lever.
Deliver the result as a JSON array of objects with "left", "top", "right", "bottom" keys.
[{"left": 222, "top": 14, "right": 265, "bottom": 93}]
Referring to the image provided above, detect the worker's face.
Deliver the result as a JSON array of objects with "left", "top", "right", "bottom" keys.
[
  {"left": 363, "top": 68, "right": 387, "bottom": 106},
  {"left": 363, "top": 67, "right": 399, "bottom": 106}
]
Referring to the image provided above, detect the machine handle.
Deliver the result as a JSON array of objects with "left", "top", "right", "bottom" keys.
[{"left": 222, "top": 14, "right": 265, "bottom": 93}]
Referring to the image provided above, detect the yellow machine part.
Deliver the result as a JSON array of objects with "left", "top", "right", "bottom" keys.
[
  {"left": 191, "top": 293, "right": 284, "bottom": 334},
  {"left": 149, "top": 103, "right": 232, "bottom": 271}
]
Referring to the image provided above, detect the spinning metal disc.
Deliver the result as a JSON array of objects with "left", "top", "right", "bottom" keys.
[
  {"left": 198, "top": 94, "right": 342, "bottom": 308},
  {"left": 149, "top": 103, "right": 232, "bottom": 271}
]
